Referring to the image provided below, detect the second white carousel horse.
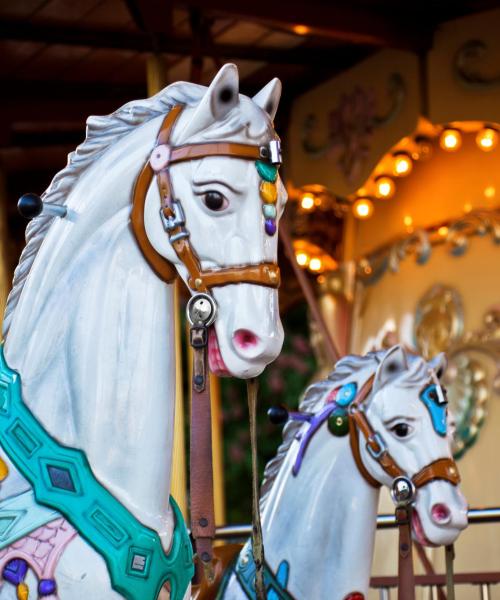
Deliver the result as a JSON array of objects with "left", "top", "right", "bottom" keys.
[
  {"left": 218, "top": 345, "right": 468, "bottom": 599},
  {"left": 0, "top": 64, "right": 287, "bottom": 600}
]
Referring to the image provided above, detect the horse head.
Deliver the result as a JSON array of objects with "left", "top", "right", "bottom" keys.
[
  {"left": 142, "top": 64, "right": 286, "bottom": 379},
  {"left": 360, "top": 345, "right": 468, "bottom": 546}
]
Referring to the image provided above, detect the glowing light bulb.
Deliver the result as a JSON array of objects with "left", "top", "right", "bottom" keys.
[
  {"left": 464, "top": 203, "right": 472, "bottom": 213},
  {"left": 440, "top": 128, "right": 462, "bottom": 152},
  {"left": 309, "top": 257, "right": 322, "bottom": 272},
  {"left": 293, "top": 24, "right": 310, "bottom": 35},
  {"left": 300, "top": 193, "right": 315, "bottom": 210},
  {"left": 438, "top": 226, "right": 449, "bottom": 237},
  {"left": 403, "top": 215, "right": 413, "bottom": 227},
  {"left": 296, "top": 252, "right": 309, "bottom": 266},
  {"left": 375, "top": 176, "right": 395, "bottom": 199},
  {"left": 484, "top": 186, "right": 496, "bottom": 199},
  {"left": 353, "top": 198, "right": 374, "bottom": 220},
  {"left": 476, "top": 127, "right": 499, "bottom": 152},
  {"left": 393, "top": 153, "right": 413, "bottom": 177}
]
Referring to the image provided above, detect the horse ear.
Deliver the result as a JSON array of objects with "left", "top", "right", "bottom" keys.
[
  {"left": 429, "top": 352, "right": 447, "bottom": 379},
  {"left": 374, "top": 345, "right": 408, "bottom": 392},
  {"left": 252, "top": 78, "right": 282, "bottom": 121},
  {"left": 180, "top": 63, "right": 240, "bottom": 140}
]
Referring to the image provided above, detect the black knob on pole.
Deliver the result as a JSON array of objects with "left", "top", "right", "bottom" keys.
[
  {"left": 267, "top": 405, "right": 289, "bottom": 425},
  {"left": 18, "top": 193, "right": 43, "bottom": 219}
]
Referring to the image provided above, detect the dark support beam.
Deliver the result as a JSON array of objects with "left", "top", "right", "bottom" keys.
[
  {"left": 124, "top": 0, "right": 173, "bottom": 34},
  {"left": 0, "top": 79, "right": 146, "bottom": 104},
  {"left": 175, "top": 0, "right": 430, "bottom": 50},
  {"left": 0, "top": 19, "right": 360, "bottom": 66}
]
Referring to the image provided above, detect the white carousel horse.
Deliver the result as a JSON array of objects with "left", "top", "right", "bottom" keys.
[
  {"left": 0, "top": 64, "right": 287, "bottom": 600},
  {"left": 218, "top": 345, "right": 468, "bottom": 600}
]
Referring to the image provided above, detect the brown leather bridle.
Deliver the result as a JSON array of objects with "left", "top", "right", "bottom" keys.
[
  {"left": 130, "top": 103, "right": 282, "bottom": 293},
  {"left": 347, "top": 375, "right": 461, "bottom": 491},
  {"left": 130, "top": 104, "right": 283, "bottom": 582},
  {"left": 347, "top": 376, "right": 461, "bottom": 600}
]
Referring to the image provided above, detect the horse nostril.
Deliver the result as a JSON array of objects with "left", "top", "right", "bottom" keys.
[
  {"left": 233, "top": 329, "right": 260, "bottom": 350},
  {"left": 431, "top": 503, "right": 451, "bottom": 524}
]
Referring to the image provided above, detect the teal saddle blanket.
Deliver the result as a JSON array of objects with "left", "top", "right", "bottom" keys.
[{"left": 0, "top": 345, "right": 194, "bottom": 600}]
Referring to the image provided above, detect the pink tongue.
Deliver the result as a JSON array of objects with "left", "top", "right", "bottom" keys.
[
  {"left": 411, "top": 509, "right": 437, "bottom": 548},
  {"left": 208, "top": 327, "right": 231, "bottom": 376}
]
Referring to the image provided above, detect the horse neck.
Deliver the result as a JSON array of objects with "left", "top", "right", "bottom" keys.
[
  {"left": 261, "top": 426, "right": 380, "bottom": 599},
  {"left": 3, "top": 116, "right": 179, "bottom": 543}
]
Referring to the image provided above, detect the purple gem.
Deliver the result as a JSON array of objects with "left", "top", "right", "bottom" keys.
[
  {"left": 39, "top": 578, "right": 57, "bottom": 596},
  {"left": 3, "top": 558, "right": 28, "bottom": 585},
  {"left": 265, "top": 219, "right": 276, "bottom": 236}
]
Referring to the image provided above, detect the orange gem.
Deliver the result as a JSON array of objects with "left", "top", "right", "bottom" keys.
[{"left": 260, "top": 181, "right": 277, "bottom": 204}]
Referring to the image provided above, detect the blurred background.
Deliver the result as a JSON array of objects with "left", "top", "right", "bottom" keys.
[{"left": 2, "top": 1, "right": 500, "bottom": 597}]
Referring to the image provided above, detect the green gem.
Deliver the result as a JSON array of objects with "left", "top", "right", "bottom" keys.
[
  {"left": 327, "top": 409, "right": 349, "bottom": 437},
  {"left": 262, "top": 204, "right": 277, "bottom": 219},
  {"left": 256, "top": 160, "right": 278, "bottom": 183}
]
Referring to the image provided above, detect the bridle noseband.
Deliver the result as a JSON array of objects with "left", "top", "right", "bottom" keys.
[{"left": 131, "top": 104, "right": 282, "bottom": 294}]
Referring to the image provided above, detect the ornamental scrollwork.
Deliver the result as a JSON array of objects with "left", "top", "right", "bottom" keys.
[
  {"left": 454, "top": 40, "right": 500, "bottom": 87},
  {"left": 413, "top": 285, "right": 500, "bottom": 458},
  {"left": 301, "top": 73, "right": 406, "bottom": 183},
  {"left": 357, "top": 209, "right": 500, "bottom": 286}
]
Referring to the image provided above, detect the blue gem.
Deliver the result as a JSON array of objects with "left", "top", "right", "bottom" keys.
[
  {"left": 262, "top": 204, "right": 277, "bottom": 219},
  {"left": 3, "top": 558, "right": 28, "bottom": 585},
  {"left": 39, "top": 579, "right": 57, "bottom": 596},
  {"left": 265, "top": 219, "right": 276, "bottom": 236},
  {"left": 47, "top": 465, "right": 76, "bottom": 492},
  {"left": 336, "top": 382, "right": 358, "bottom": 407}
]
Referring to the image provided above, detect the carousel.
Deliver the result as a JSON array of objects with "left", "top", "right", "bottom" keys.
[{"left": 0, "top": 2, "right": 499, "bottom": 599}]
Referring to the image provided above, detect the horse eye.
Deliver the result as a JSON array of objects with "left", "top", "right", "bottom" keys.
[
  {"left": 391, "top": 423, "right": 411, "bottom": 438},
  {"left": 203, "top": 191, "right": 228, "bottom": 211}
]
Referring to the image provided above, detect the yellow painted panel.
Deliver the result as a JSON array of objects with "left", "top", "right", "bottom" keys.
[
  {"left": 288, "top": 49, "right": 420, "bottom": 197},
  {"left": 429, "top": 8, "right": 500, "bottom": 126}
]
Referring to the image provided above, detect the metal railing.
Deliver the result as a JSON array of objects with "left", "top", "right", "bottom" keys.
[
  {"left": 214, "top": 506, "right": 500, "bottom": 598},
  {"left": 214, "top": 506, "right": 500, "bottom": 539}
]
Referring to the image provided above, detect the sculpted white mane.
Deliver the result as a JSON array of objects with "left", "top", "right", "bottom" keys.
[{"left": 0, "top": 64, "right": 286, "bottom": 600}]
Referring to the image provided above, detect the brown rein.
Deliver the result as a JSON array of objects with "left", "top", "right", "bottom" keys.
[{"left": 130, "top": 105, "right": 282, "bottom": 591}]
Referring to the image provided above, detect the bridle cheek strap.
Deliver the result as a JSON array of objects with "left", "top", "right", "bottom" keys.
[
  {"left": 131, "top": 104, "right": 281, "bottom": 293},
  {"left": 348, "top": 377, "right": 461, "bottom": 491}
]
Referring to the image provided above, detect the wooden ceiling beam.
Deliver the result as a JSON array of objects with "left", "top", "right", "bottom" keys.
[
  {"left": 0, "top": 19, "right": 358, "bottom": 66},
  {"left": 174, "top": 0, "right": 430, "bottom": 50},
  {"left": 124, "top": 0, "right": 173, "bottom": 35}
]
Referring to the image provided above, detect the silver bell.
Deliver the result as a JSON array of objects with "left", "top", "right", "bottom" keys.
[
  {"left": 186, "top": 293, "right": 217, "bottom": 327},
  {"left": 391, "top": 476, "right": 416, "bottom": 507}
]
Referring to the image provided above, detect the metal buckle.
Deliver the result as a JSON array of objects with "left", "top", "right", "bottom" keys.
[
  {"left": 391, "top": 476, "right": 416, "bottom": 507},
  {"left": 366, "top": 431, "right": 387, "bottom": 460},
  {"left": 186, "top": 293, "right": 218, "bottom": 327},
  {"left": 259, "top": 140, "right": 282, "bottom": 165},
  {"left": 268, "top": 139, "right": 282, "bottom": 165},
  {"left": 160, "top": 200, "right": 189, "bottom": 241}
]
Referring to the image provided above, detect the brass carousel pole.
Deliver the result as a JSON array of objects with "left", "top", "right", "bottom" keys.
[
  {"left": 146, "top": 54, "right": 188, "bottom": 518},
  {"left": 280, "top": 222, "right": 341, "bottom": 364}
]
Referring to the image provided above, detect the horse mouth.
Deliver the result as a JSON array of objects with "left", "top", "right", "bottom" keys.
[
  {"left": 208, "top": 327, "right": 231, "bottom": 377},
  {"left": 412, "top": 509, "right": 438, "bottom": 548}
]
